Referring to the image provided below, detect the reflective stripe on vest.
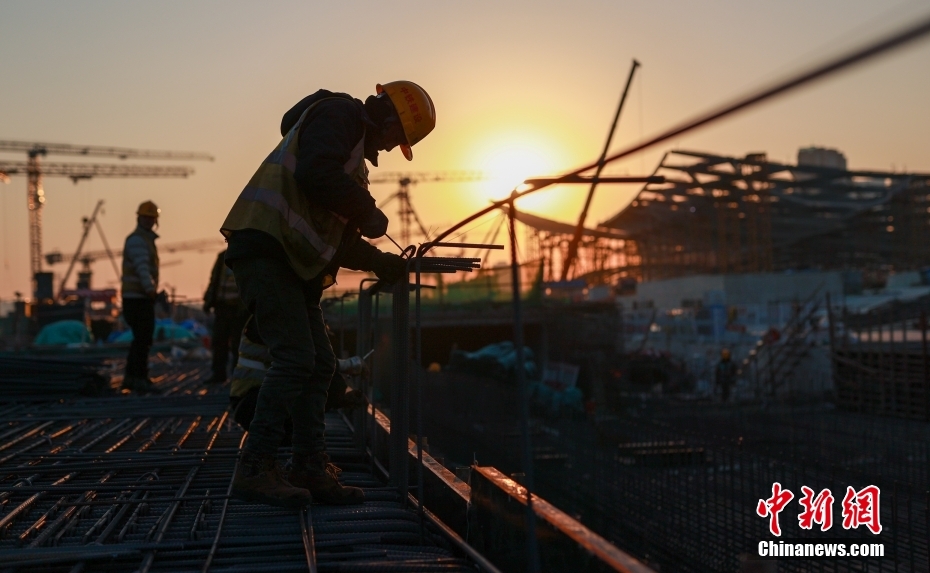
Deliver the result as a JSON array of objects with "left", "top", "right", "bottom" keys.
[
  {"left": 238, "top": 337, "right": 270, "bottom": 366},
  {"left": 229, "top": 336, "right": 270, "bottom": 398},
  {"left": 237, "top": 186, "right": 339, "bottom": 262},
  {"left": 237, "top": 357, "right": 267, "bottom": 371},
  {"left": 220, "top": 98, "right": 369, "bottom": 281}
]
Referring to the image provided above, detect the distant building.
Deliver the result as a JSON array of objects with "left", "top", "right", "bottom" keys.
[{"left": 797, "top": 146, "right": 847, "bottom": 170}]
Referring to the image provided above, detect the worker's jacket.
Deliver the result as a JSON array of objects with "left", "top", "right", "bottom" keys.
[
  {"left": 203, "top": 250, "right": 240, "bottom": 310},
  {"left": 121, "top": 226, "right": 159, "bottom": 298},
  {"left": 221, "top": 97, "right": 370, "bottom": 281}
]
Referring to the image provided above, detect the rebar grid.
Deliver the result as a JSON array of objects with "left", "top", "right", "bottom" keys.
[
  {"left": 0, "top": 362, "right": 478, "bottom": 572},
  {"left": 523, "top": 404, "right": 920, "bottom": 571},
  {"left": 545, "top": 402, "right": 928, "bottom": 573},
  {"left": 409, "top": 367, "right": 927, "bottom": 573}
]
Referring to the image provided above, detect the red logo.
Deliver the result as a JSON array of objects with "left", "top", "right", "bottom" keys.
[
  {"left": 757, "top": 482, "right": 794, "bottom": 536},
  {"left": 841, "top": 485, "right": 882, "bottom": 534},
  {"left": 798, "top": 486, "right": 834, "bottom": 531},
  {"left": 757, "top": 483, "right": 881, "bottom": 536}
]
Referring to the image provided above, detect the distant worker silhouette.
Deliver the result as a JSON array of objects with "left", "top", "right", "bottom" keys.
[{"left": 715, "top": 348, "right": 737, "bottom": 402}]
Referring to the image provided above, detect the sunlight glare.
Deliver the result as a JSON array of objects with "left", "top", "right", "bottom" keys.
[{"left": 472, "top": 134, "right": 566, "bottom": 214}]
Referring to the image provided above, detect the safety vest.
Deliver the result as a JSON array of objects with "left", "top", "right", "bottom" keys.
[
  {"left": 121, "top": 227, "right": 159, "bottom": 297},
  {"left": 229, "top": 336, "right": 270, "bottom": 399},
  {"left": 220, "top": 98, "right": 370, "bottom": 281}
]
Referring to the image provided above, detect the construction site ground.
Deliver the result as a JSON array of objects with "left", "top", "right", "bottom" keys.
[{"left": 0, "top": 361, "right": 477, "bottom": 573}]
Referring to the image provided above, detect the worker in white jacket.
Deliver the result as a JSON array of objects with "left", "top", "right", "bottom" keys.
[{"left": 120, "top": 201, "right": 161, "bottom": 393}]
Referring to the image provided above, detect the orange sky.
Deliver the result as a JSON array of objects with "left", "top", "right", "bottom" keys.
[{"left": 1, "top": 0, "right": 929, "bottom": 301}]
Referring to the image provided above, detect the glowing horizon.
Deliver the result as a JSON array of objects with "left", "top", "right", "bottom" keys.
[{"left": 1, "top": 0, "right": 928, "bottom": 300}]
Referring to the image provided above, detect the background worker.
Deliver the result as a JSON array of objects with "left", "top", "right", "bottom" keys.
[
  {"left": 715, "top": 348, "right": 737, "bottom": 402},
  {"left": 121, "top": 200, "right": 161, "bottom": 394},
  {"left": 203, "top": 249, "right": 249, "bottom": 385},
  {"left": 220, "top": 81, "right": 435, "bottom": 508},
  {"left": 229, "top": 316, "right": 370, "bottom": 439},
  {"left": 229, "top": 243, "right": 408, "bottom": 437}
]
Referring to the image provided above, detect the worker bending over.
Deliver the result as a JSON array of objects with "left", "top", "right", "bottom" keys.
[
  {"left": 121, "top": 201, "right": 162, "bottom": 394},
  {"left": 220, "top": 82, "right": 434, "bottom": 508},
  {"left": 229, "top": 315, "right": 369, "bottom": 439}
]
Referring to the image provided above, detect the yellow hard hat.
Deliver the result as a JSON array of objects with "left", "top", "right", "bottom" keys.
[
  {"left": 376, "top": 81, "right": 436, "bottom": 161},
  {"left": 137, "top": 200, "right": 160, "bottom": 218}
]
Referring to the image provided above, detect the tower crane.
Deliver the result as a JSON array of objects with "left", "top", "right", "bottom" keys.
[
  {"left": 45, "top": 235, "right": 227, "bottom": 293},
  {"left": 49, "top": 199, "right": 118, "bottom": 298},
  {"left": 368, "top": 171, "right": 485, "bottom": 245},
  {"left": 0, "top": 140, "right": 213, "bottom": 298}
]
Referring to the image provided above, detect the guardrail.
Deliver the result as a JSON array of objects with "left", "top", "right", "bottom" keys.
[
  {"left": 350, "top": 399, "right": 654, "bottom": 573},
  {"left": 348, "top": 239, "right": 654, "bottom": 573}
]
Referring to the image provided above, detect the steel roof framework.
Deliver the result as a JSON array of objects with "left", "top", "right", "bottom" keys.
[{"left": 600, "top": 150, "right": 930, "bottom": 281}]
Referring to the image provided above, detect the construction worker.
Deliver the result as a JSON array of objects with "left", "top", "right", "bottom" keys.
[
  {"left": 121, "top": 200, "right": 161, "bottom": 394},
  {"left": 229, "top": 315, "right": 369, "bottom": 440},
  {"left": 715, "top": 348, "right": 737, "bottom": 402},
  {"left": 203, "top": 249, "right": 249, "bottom": 385},
  {"left": 220, "top": 81, "right": 435, "bottom": 508}
]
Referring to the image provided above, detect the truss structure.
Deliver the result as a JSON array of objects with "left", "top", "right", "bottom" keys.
[{"left": 599, "top": 150, "right": 930, "bottom": 281}]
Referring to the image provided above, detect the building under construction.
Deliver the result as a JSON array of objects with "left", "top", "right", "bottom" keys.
[{"left": 595, "top": 148, "right": 930, "bottom": 284}]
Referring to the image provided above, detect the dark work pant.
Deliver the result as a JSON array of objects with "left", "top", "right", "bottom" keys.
[
  {"left": 228, "top": 256, "right": 335, "bottom": 457},
  {"left": 211, "top": 302, "right": 249, "bottom": 381},
  {"left": 123, "top": 297, "right": 155, "bottom": 379}
]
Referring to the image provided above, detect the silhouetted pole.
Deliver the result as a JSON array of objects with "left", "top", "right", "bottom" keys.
[
  {"left": 509, "top": 195, "right": 540, "bottom": 572},
  {"left": 562, "top": 59, "right": 640, "bottom": 281}
]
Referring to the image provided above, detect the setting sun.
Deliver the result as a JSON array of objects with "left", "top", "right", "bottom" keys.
[{"left": 464, "top": 131, "right": 572, "bottom": 215}]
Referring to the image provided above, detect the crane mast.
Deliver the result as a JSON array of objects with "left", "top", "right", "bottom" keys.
[
  {"left": 0, "top": 140, "right": 212, "bottom": 300},
  {"left": 369, "top": 171, "right": 485, "bottom": 246},
  {"left": 26, "top": 151, "right": 45, "bottom": 284}
]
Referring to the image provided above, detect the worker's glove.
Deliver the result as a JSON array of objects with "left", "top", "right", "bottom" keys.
[
  {"left": 358, "top": 208, "right": 389, "bottom": 239},
  {"left": 338, "top": 356, "right": 368, "bottom": 376},
  {"left": 370, "top": 251, "right": 407, "bottom": 285}
]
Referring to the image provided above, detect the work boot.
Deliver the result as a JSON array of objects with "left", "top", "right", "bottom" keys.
[
  {"left": 203, "top": 375, "right": 226, "bottom": 385},
  {"left": 231, "top": 451, "right": 313, "bottom": 508},
  {"left": 140, "top": 377, "right": 162, "bottom": 394},
  {"left": 289, "top": 452, "right": 364, "bottom": 505}
]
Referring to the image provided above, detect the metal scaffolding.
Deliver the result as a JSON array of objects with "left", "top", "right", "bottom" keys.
[{"left": 601, "top": 150, "right": 930, "bottom": 281}]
